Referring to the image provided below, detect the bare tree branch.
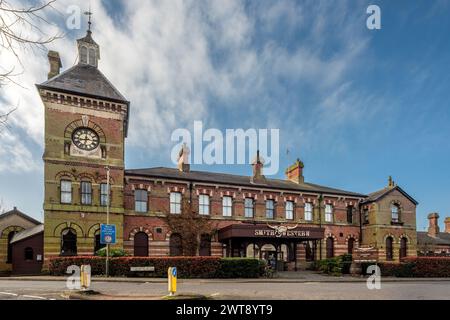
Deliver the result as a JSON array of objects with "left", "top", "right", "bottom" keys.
[{"left": 0, "top": 0, "right": 62, "bottom": 128}]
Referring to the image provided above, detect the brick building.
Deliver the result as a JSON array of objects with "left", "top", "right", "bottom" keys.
[{"left": 21, "top": 26, "right": 427, "bottom": 272}]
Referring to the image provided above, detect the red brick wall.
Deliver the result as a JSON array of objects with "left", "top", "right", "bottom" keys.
[{"left": 12, "top": 232, "right": 44, "bottom": 275}]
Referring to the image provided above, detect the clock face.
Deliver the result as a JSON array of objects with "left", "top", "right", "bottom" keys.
[{"left": 72, "top": 127, "right": 100, "bottom": 151}]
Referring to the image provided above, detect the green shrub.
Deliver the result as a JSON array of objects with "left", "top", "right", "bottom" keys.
[
  {"left": 96, "top": 248, "right": 128, "bottom": 257},
  {"left": 341, "top": 254, "right": 353, "bottom": 274},
  {"left": 318, "top": 254, "right": 352, "bottom": 275}
]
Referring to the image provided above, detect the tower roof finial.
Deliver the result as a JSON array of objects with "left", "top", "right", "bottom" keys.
[{"left": 84, "top": 5, "right": 93, "bottom": 33}]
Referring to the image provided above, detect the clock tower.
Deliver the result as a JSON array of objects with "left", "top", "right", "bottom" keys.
[{"left": 36, "top": 25, "right": 129, "bottom": 265}]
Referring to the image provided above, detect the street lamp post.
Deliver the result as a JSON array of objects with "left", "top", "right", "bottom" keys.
[{"left": 105, "top": 166, "right": 110, "bottom": 277}]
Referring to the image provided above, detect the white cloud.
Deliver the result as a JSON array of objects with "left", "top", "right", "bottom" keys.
[{"left": 0, "top": 0, "right": 373, "bottom": 173}]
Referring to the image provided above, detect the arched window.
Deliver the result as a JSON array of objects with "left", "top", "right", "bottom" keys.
[
  {"left": 400, "top": 237, "right": 408, "bottom": 259},
  {"left": 246, "top": 243, "right": 259, "bottom": 258},
  {"left": 61, "top": 228, "right": 77, "bottom": 256},
  {"left": 133, "top": 232, "right": 149, "bottom": 257},
  {"left": 199, "top": 234, "right": 211, "bottom": 256},
  {"left": 94, "top": 230, "right": 106, "bottom": 254},
  {"left": 80, "top": 46, "right": 88, "bottom": 64},
  {"left": 326, "top": 237, "right": 334, "bottom": 258},
  {"left": 391, "top": 204, "right": 400, "bottom": 223},
  {"left": 7, "top": 231, "right": 17, "bottom": 263},
  {"left": 386, "top": 236, "right": 393, "bottom": 261},
  {"left": 169, "top": 233, "right": 183, "bottom": 256},
  {"left": 24, "top": 247, "right": 34, "bottom": 261},
  {"left": 348, "top": 238, "right": 355, "bottom": 254}
]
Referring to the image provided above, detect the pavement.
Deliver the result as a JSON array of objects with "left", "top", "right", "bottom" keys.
[
  {"left": 2, "top": 270, "right": 450, "bottom": 283},
  {"left": 1, "top": 272, "right": 449, "bottom": 300}
]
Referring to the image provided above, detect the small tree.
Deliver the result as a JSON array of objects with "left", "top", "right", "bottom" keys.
[{"left": 164, "top": 197, "right": 218, "bottom": 256}]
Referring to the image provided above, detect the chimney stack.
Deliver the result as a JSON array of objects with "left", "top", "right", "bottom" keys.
[
  {"left": 445, "top": 217, "right": 450, "bottom": 233},
  {"left": 427, "top": 212, "right": 440, "bottom": 237},
  {"left": 177, "top": 143, "right": 190, "bottom": 172},
  {"left": 47, "top": 50, "right": 62, "bottom": 79},
  {"left": 251, "top": 150, "right": 265, "bottom": 183},
  {"left": 285, "top": 158, "right": 304, "bottom": 184}
]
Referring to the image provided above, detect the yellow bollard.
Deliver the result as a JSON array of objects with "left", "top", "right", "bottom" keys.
[
  {"left": 168, "top": 267, "right": 177, "bottom": 296},
  {"left": 80, "top": 265, "right": 91, "bottom": 290}
]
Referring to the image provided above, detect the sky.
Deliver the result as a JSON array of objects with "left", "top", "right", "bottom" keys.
[{"left": 0, "top": 0, "right": 449, "bottom": 231}]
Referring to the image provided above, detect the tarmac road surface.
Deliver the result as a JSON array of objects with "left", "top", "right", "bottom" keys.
[{"left": 0, "top": 279, "right": 449, "bottom": 300}]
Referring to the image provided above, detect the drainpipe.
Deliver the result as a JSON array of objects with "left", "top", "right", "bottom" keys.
[
  {"left": 319, "top": 194, "right": 323, "bottom": 260},
  {"left": 359, "top": 200, "right": 363, "bottom": 244}
]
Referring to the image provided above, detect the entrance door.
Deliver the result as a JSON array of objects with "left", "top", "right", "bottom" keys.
[{"left": 134, "top": 232, "right": 149, "bottom": 256}]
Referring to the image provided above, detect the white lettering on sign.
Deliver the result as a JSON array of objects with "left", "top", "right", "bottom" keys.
[
  {"left": 130, "top": 266, "right": 155, "bottom": 272},
  {"left": 254, "top": 229, "right": 310, "bottom": 237}
]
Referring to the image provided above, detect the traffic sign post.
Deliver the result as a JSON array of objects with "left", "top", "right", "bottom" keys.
[
  {"left": 168, "top": 267, "right": 177, "bottom": 296},
  {"left": 100, "top": 223, "right": 116, "bottom": 277}
]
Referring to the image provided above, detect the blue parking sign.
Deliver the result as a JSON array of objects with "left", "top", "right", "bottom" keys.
[{"left": 100, "top": 224, "right": 116, "bottom": 244}]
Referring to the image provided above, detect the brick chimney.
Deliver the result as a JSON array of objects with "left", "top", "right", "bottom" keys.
[
  {"left": 445, "top": 217, "right": 450, "bottom": 233},
  {"left": 427, "top": 212, "right": 440, "bottom": 237},
  {"left": 177, "top": 143, "right": 190, "bottom": 172},
  {"left": 251, "top": 150, "right": 265, "bottom": 183},
  {"left": 47, "top": 50, "right": 62, "bottom": 79},
  {"left": 285, "top": 158, "right": 304, "bottom": 184}
]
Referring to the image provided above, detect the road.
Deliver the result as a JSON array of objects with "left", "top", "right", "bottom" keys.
[{"left": 0, "top": 279, "right": 449, "bottom": 300}]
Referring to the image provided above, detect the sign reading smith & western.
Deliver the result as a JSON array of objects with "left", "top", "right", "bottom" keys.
[{"left": 218, "top": 223, "right": 324, "bottom": 241}]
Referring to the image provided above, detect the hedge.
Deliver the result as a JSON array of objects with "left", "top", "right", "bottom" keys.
[
  {"left": 215, "top": 258, "right": 266, "bottom": 278},
  {"left": 48, "top": 256, "right": 264, "bottom": 278},
  {"left": 361, "top": 257, "right": 450, "bottom": 277}
]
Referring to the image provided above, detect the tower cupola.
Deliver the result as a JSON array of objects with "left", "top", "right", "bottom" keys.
[{"left": 77, "top": 11, "right": 100, "bottom": 67}]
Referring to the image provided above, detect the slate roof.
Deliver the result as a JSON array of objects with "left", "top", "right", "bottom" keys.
[
  {"left": 125, "top": 167, "right": 366, "bottom": 197},
  {"left": 37, "top": 64, "right": 128, "bottom": 104},
  {"left": 0, "top": 207, "right": 41, "bottom": 226},
  {"left": 361, "top": 185, "right": 418, "bottom": 205},
  {"left": 10, "top": 224, "right": 44, "bottom": 244},
  {"left": 417, "top": 231, "right": 450, "bottom": 246}
]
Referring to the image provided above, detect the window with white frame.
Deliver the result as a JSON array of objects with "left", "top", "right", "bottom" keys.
[
  {"left": 244, "top": 198, "right": 254, "bottom": 218},
  {"left": 285, "top": 201, "right": 294, "bottom": 220},
  {"left": 199, "top": 194, "right": 210, "bottom": 215},
  {"left": 61, "top": 180, "right": 72, "bottom": 204},
  {"left": 80, "top": 181, "right": 92, "bottom": 205},
  {"left": 266, "top": 200, "right": 274, "bottom": 219},
  {"left": 304, "top": 203, "right": 313, "bottom": 221},
  {"left": 391, "top": 204, "right": 400, "bottom": 223},
  {"left": 325, "top": 204, "right": 333, "bottom": 222},
  {"left": 222, "top": 196, "right": 232, "bottom": 217},
  {"left": 134, "top": 189, "right": 148, "bottom": 212},
  {"left": 170, "top": 192, "right": 182, "bottom": 214},
  {"left": 100, "top": 183, "right": 109, "bottom": 207}
]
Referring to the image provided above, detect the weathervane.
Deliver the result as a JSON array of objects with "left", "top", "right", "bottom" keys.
[{"left": 84, "top": 5, "right": 93, "bottom": 32}]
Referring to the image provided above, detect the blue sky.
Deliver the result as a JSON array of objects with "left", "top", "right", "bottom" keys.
[{"left": 0, "top": 0, "right": 449, "bottom": 231}]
